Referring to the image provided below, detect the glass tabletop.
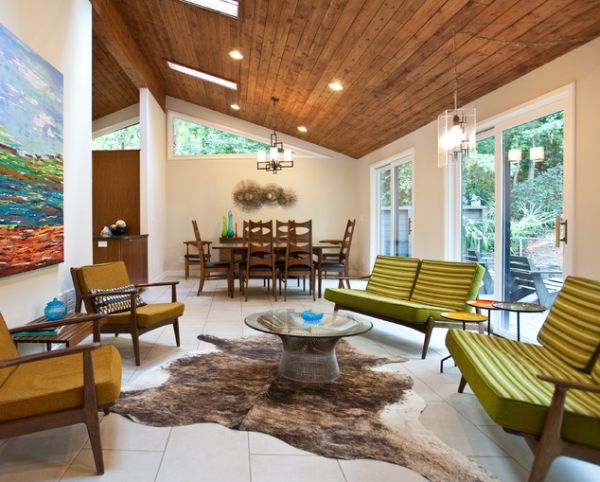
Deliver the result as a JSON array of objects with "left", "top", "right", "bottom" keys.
[
  {"left": 492, "top": 301, "right": 546, "bottom": 313},
  {"left": 244, "top": 310, "right": 372, "bottom": 338}
]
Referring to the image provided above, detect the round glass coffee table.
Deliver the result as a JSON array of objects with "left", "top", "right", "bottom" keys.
[{"left": 244, "top": 310, "right": 372, "bottom": 383}]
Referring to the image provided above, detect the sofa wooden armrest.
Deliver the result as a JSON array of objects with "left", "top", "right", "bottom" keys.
[
  {"left": 523, "top": 374, "right": 600, "bottom": 482},
  {"left": 0, "top": 342, "right": 101, "bottom": 368},
  {"left": 537, "top": 374, "right": 600, "bottom": 394}
]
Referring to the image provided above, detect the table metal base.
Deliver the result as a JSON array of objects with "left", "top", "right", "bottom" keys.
[{"left": 278, "top": 336, "right": 340, "bottom": 383}]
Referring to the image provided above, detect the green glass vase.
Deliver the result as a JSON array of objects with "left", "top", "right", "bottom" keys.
[{"left": 221, "top": 216, "right": 227, "bottom": 238}]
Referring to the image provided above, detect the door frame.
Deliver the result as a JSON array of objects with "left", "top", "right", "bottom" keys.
[
  {"left": 451, "top": 84, "right": 575, "bottom": 339},
  {"left": 370, "top": 148, "right": 415, "bottom": 268}
]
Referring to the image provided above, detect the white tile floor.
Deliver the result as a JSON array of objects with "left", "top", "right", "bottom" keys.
[{"left": 1, "top": 276, "right": 599, "bottom": 482}]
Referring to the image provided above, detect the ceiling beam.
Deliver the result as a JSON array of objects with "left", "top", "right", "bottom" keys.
[{"left": 91, "top": 0, "right": 166, "bottom": 110}]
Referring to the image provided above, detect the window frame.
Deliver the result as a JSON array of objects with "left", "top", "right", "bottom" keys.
[
  {"left": 167, "top": 111, "right": 275, "bottom": 161},
  {"left": 369, "top": 148, "right": 415, "bottom": 268}
]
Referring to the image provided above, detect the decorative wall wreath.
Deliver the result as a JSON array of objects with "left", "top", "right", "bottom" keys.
[{"left": 232, "top": 180, "right": 297, "bottom": 211}]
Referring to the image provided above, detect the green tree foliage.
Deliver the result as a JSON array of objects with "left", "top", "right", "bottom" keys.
[
  {"left": 92, "top": 124, "right": 140, "bottom": 150},
  {"left": 173, "top": 118, "right": 268, "bottom": 155},
  {"left": 379, "top": 162, "right": 412, "bottom": 207}
]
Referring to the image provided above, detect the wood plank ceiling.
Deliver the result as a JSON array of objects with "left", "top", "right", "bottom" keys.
[{"left": 92, "top": 0, "right": 600, "bottom": 159}]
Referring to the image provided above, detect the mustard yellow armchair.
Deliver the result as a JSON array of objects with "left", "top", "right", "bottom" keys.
[
  {"left": 0, "top": 312, "right": 121, "bottom": 475},
  {"left": 71, "top": 261, "right": 185, "bottom": 365}
]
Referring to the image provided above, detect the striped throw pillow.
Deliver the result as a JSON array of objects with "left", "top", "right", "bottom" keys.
[
  {"left": 366, "top": 256, "right": 420, "bottom": 300},
  {"left": 538, "top": 276, "right": 600, "bottom": 372},
  {"left": 91, "top": 284, "right": 146, "bottom": 315},
  {"left": 410, "top": 259, "right": 480, "bottom": 311}
]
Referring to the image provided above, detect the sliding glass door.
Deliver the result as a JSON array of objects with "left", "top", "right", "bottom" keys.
[
  {"left": 375, "top": 155, "right": 413, "bottom": 257},
  {"left": 457, "top": 88, "right": 572, "bottom": 341}
]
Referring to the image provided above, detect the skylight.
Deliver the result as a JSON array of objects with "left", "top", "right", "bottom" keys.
[
  {"left": 179, "top": 0, "right": 239, "bottom": 18},
  {"left": 167, "top": 61, "right": 238, "bottom": 90}
]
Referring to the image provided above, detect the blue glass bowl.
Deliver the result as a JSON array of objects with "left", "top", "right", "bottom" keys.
[
  {"left": 44, "top": 298, "right": 67, "bottom": 320},
  {"left": 301, "top": 310, "right": 324, "bottom": 324}
]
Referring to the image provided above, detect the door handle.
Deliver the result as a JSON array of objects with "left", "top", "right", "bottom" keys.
[
  {"left": 408, "top": 218, "right": 413, "bottom": 235},
  {"left": 555, "top": 216, "right": 567, "bottom": 247}
]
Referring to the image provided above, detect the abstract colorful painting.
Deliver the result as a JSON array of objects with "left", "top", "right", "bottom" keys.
[{"left": 0, "top": 24, "right": 64, "bottom": 277}]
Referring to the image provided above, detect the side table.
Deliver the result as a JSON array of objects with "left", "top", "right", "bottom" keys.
[
  {"left": 491, "top": 301, "right": 546, "bottom": 341},
  {"left": 466, "top": 299, "right": 501, "bottom": 335},
  {"left": 11, "top": 313, "right": 106, "bottom": 351},
  {"left": 440, "top": 311, "right": 487, "bottom": 373}
]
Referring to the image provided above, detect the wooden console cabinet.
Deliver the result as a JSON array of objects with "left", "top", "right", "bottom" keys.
[{"left": 92, "top": 235, "right": 148, "bottom": 284}]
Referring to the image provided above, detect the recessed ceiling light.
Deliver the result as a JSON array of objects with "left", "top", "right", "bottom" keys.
[
  {"left": 230, "top": 104, "right": 240, "bottom": 110},
  {"left": 297, "top": 126, "right": 307, "bottom": 133},
  {"left": 178, "top": 0, "right": 239, "bottom": 18},
  {"left": 328, "top": 81, "right": 343, "bottom": 91},
  {"left": 167, "top": 60, "right": 237, "bottom": 90},
  {"left": 229, "top": 50, "right": 243, "bottom": 60}
]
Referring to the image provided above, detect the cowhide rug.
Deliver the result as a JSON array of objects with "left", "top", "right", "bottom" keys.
[{"left": 111, "top": 335, "right": 495, "bottom": 482}]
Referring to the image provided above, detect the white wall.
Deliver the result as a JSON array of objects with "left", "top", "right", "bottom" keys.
[
  {"left": 140, "top": 89, "right": 167, "bottom": 281},
  {"left": 164, "top": 98, "right": 359, "bottom": 275},
  {"left": 0, "top": 0, "right": 92, "bottom": 325},
  {"left": 357, "top": 37, "right": 600, "bottom": 279}
]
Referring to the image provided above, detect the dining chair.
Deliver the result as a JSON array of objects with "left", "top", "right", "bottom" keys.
[
  {"left": 192, "top": 220, "right": 233, "bottom": 296},
  {"left": 240, "top": 220, "right": 277, "bottom": 301},
  {"left": 184, "top": 219, "right": 212, "bottom": 279},
  {"left": 318, "top": 219, "right": 356, "bottom": 293},
  {"left": 280, "top": 220, "right": 315, "bottom": 301}
]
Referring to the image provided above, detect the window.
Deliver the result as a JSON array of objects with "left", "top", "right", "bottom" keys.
[
  {"left": 171, "top": 117, "right": 268, "bottom": 156},
  {"left": 92, "top": 124, "right": 140, "bottom": 150},
  {"left": 179, "top": 0, "right": 238, "bottom": 18},
  {"left": 372, "top": 151, "right": 414, "bottom": 260}
]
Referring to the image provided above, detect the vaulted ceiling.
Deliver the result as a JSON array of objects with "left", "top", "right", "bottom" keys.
[{"left": 92, "top": 0, "right": 600, "bottom": 158}]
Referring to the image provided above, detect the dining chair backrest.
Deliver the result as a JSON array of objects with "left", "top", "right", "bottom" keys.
[
  {"left": 276, "top": 220, "right": 296, "bottom": 243},
  {"left": 247, "top": 220, "right": 275, "bottom": 271},
  {"left": 243, "top": 220, "right": 249, "bottom": 240},
  {"left": 191, "top": 220, "right": 207, "bottom": 265},
  {"left": 340, "top": 219, "right": 356, "bottom": 263},
  {"left": 285, "top": 220, "right": 312, "bottom": 272}
]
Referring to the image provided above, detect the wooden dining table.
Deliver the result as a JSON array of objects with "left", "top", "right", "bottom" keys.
[{"left": 211, "top": 242, "right": 340, "bottom": 298}]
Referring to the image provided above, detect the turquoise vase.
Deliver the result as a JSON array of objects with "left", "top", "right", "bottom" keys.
[
  {"left": 221, "top": 216, "right": 227, "bottom": 238},
  {"left": 44, "top": 298, "right": 67, "bottom": 320},
  {"left": 227, "top": 210, "right": 234, "bottom": 238}
]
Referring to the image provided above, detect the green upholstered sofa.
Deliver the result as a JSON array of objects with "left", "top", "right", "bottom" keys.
[
  {"left": 325, "top": 255, "right": 485, "bottom": 358},
  {"left": 446, "top": 276, "right": 600, "bottom": 482}
]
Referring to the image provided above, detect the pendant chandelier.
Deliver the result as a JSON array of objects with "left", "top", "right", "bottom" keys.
[
  {"left": 257, "top": 97, "right": 293, "bottom": 174},
  {"left": 437, "top": 37, "right": 476, "bottom": 168}
]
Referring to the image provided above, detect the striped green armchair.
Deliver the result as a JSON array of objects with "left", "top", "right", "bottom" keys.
[
  {"left": 325, "top": 256, "right": 485, "bottom": 358},
  {"left": 446, "top": 276, "right": 600, "bottom": 482}
]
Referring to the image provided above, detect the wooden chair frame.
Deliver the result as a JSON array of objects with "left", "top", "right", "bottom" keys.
[
  {"left": 458, "top": 374, "right": 600, "bottom": 482},
  {"left": 318, "top": 219, "right": 356, "bottom": 294},
  {"left": 71, "top": 268, "right": 181, "bottom": 366},
  {"left": 280, "top": 220, "right": 315, "bottom": 301},
  {"left": 1, "top": 315, "right": 111, "bottom": 475},
  {"left": 192, "top": 220, "right": 232, "bottom": 296},
  {"left": 240, "top": 220, "right": 277, "bottom": 301}
]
